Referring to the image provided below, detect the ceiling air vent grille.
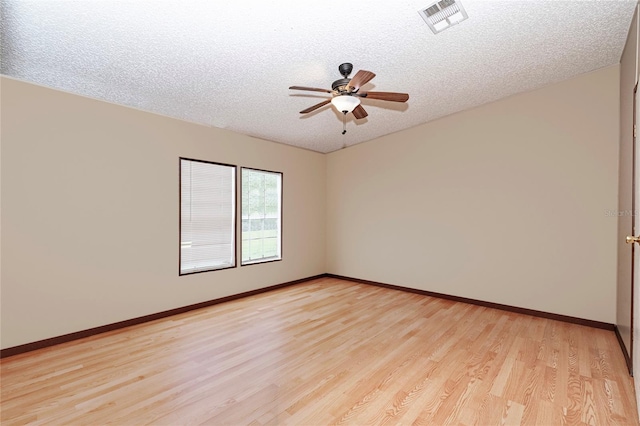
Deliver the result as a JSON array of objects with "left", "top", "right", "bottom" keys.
[{"left": 419, "top": 0, "right": 468, "bottom": 34}]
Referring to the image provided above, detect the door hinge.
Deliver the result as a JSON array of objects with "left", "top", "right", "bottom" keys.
[{"left": 635, "top": 125, "right": 637, "bottom": 138}]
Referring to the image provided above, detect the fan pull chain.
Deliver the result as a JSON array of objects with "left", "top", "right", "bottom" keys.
[{"left": 342, "top": 111, "right": 347, "bottom": 135}]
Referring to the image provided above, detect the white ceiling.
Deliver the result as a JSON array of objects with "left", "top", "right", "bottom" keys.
[{"left": 1, "top": 0, "right": 636, "bottom": 153}]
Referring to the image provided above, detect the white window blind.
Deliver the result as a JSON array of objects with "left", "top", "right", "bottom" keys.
[
  {"left": 241, "top": 168, "right": 282, "bottom": 265},
  {"left": 180, "top": 159, "right": 236, "bottom": 274}
]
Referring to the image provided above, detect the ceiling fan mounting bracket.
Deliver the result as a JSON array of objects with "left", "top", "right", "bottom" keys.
[{"left": 338, "top": 62, "right": 353, "bottom": 78}]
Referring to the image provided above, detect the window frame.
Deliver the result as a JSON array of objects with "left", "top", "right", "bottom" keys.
[
  {"left": 179, "top": 157, "right": 238, "bottom": 276},
  {"left": 240, "top": 167, "right": 283, "bottom": 267}
]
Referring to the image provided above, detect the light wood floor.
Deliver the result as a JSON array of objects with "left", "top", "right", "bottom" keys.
[{"left": 1, "top": 277, "right": 638, "bottom": 425}]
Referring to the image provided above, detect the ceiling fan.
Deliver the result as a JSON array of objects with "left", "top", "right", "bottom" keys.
[{"left": 289, "top": 63, "right": 409, "bottom": 134}]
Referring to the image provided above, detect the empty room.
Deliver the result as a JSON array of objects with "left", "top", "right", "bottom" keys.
[{"left": 2, "top": 0, "right": 640, "bottom": 425}]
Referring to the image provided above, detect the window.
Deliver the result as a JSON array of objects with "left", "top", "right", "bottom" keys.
[
  {"left": 180, "top": 158, "right": 236, "bottom": 275},
  {"left": 241, "top": 168, "right": 282, "bottom": 265}
]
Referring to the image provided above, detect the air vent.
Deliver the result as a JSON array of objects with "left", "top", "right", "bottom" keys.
[{"left": 418, "top": 0, "right": 468, "bottom": 34}]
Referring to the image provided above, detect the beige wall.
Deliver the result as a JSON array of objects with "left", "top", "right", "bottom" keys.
[
  {"left": 1, "top": 77, "right": 326, "bottom": 349},
  {"left": 0, "top": 64, "right": 625, "bottom": 349},
  {"left": 617, "top": 4, "right": 638, "bottom": 365},
  {"left": 327, "top": 66, "right": 620, "bottom": 323}
]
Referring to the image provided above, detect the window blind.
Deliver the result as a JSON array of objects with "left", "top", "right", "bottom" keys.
[
  {"left": 180, "top": 159, "right": 236, "bottom": 274},
  {"left": 241, "top": 168, "right": 282, "bottom": 265}
]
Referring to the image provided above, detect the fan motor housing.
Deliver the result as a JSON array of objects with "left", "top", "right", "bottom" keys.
[{"left": 331, "top": 78, "right": 351, "bottom": 92}]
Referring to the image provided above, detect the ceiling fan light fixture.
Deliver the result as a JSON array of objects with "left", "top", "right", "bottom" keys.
[{"left": 331, "top": 95, "right": 361, "bottom": 113}]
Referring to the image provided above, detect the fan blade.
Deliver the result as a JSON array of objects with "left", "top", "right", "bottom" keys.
[
  {"left": 362, "top": 91, "right": 409, "bottom": 102},
  {"left": 346, "top": 70, "right": 376, "bottom": 92},
  {"left": 289, "top": 86, "right": 332, "bottom": 93},
  {"left": 300, "top": 99, "right": 331, "bottom": 114},
  {"left": 352, "top": 104, "right": 368, "bottom": 120}
]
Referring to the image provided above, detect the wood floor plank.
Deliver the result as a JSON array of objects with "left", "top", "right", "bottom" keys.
[{"left": 1, "top": 278, "right": 637, "bottom": 425}]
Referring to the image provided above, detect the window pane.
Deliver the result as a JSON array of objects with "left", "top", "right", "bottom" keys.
[
  {"left": 241, "top": 168, "right": 282, "bottom": 265},
  {"left": 180, "top": 159, "right": 236, "bottom": 274}
]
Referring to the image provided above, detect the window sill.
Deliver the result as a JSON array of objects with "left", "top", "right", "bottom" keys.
[{"left": 241, "top": 257, "right": 282, "bottom": 267}]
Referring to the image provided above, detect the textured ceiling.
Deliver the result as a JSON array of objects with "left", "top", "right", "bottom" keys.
[{"left": 1, "top": 0, "right": 637, "bottom": 153}]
